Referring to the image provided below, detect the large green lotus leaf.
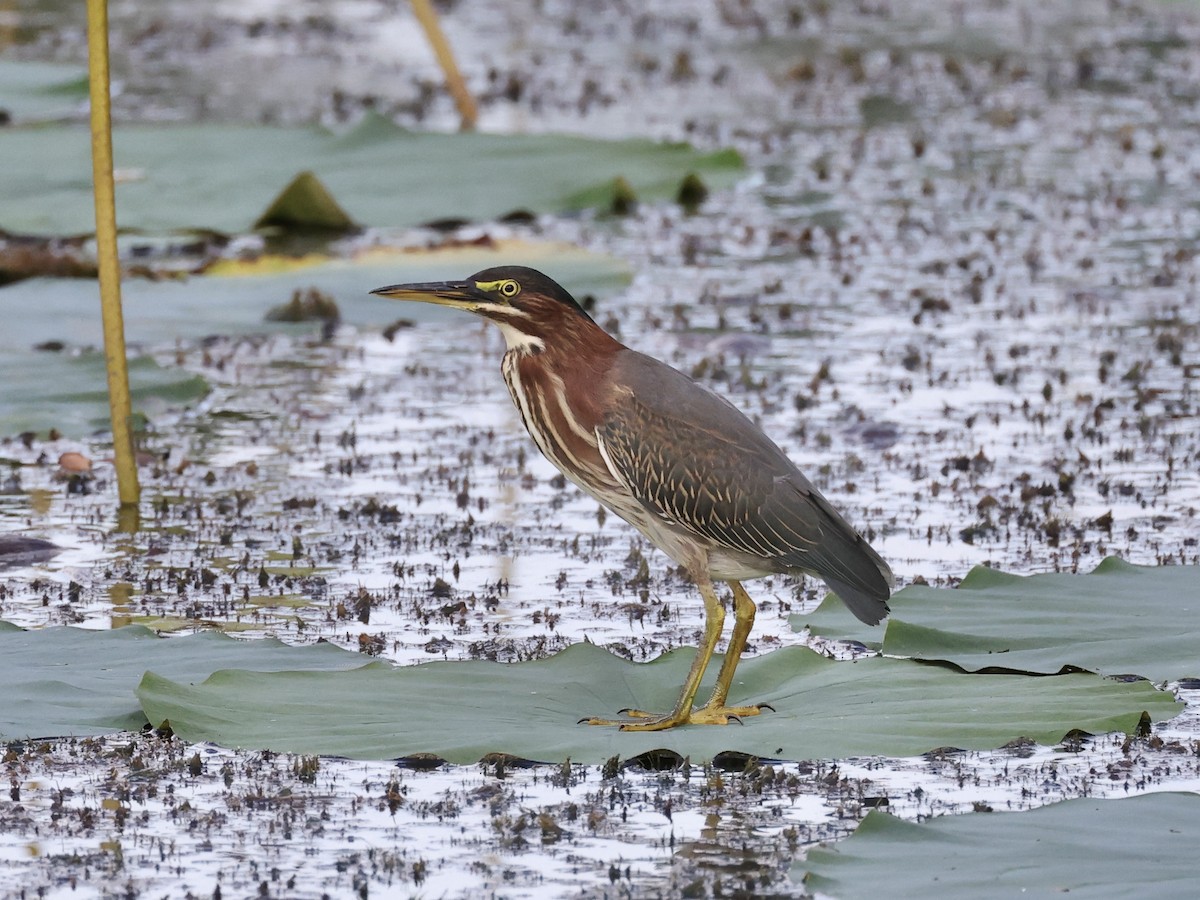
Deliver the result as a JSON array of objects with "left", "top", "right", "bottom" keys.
[
  {"left": 795, "top": 792, "right": 1200, "bottom": 899},
  {"left": 136, "top": 642, "right": 1180, "bottom": 764},
  {"left": 0, "top": 241, "right": 625, "bottom": 435},
  {"left": 0, "top": 623, "right": 366, "bottom": 740},
  {"left": 0, "top": 347, "right": 209, "bottom": 436},
  {"left": 0, "top": 60, "right": 87, "bottom": 124},
  {"left": 801, "top": 558, "right": 1200, "bottom": 682},
  {"left": 0, "top": 116, "right": 744, "bottom": 235}
]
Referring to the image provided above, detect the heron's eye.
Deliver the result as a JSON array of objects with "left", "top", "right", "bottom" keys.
[{"left": 500, "top": 280, "right": 520, "bottom": 298}]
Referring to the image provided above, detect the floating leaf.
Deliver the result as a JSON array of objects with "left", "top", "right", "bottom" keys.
[
  {"left": 0, "top": 534, "right": 61, "bottom": 569},
  {"left": 253, "top": 170, "right": 359, "bottom": 232},
  {"left": 802, "top": 558, "right": 1200, "bottom": 682},
  {"left": 0, "top": 60, "right": 87, "bottom": 124},
  {"left": 0, "top": 347, "right": 209, "bottom": 437},
  {"left": 0, "top": 116, "right": 745, "bottom": 236},
  {"left": 795, "top": 792, "right": 1200, "bottom": 899},
  {"left": 135, "top": 642, "right": 1180, "bottom": 763},
  {"left": 0, "top": 623, "right": 367, "bottom": 740}
]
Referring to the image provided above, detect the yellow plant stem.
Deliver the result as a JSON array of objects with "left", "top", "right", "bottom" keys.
[
  {"left": 86, "top": 0, "right": 140, "bottom": 513},
  {"left": 410, "top": 0, "right": 478, "bottom": 130}
]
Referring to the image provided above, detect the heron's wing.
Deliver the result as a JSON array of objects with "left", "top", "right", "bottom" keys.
[{"left": 598, "top": 351, "right": 891, "bottom": 624}]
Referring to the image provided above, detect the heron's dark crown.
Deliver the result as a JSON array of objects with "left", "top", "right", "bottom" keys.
[{"left": 467, "top": 266, "right": 595, "bottom": 323}]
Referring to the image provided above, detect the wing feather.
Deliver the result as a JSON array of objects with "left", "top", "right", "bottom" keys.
[{"left": 599, "top": 350, "right": 892, "bottom": 624}]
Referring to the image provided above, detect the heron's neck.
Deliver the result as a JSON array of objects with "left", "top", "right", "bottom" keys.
[
  {"left": 494, "top": 320, "right": 547, "bottom": 356},
  {"left": 498, "top": 319, "right": 623, "bottom": 436},
  {"left": 493, "top": 312, "right": 623, "bottom": 365}
]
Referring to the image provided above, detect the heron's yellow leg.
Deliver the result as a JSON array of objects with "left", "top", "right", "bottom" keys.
[
  {"left": 690, "top": 581, "right": 768, "bottom": 720},
  {"left": 583, "top": 580, "right": 725, "bottom": 730}
]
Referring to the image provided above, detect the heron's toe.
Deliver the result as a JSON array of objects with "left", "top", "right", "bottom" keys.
[
  {"left": 579, "top": 703, "right": 772, "bottom": 730},
  {"left": 687, "top": 703, "right": 773, "bottom": 725}
]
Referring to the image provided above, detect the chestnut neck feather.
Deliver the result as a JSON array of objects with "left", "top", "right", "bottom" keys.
[{"left": 492, "top": 298, "right": 623, "bottom": 433}]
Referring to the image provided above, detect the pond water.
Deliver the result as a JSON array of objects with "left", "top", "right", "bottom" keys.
[{"left": 1, "top": 0, "right": 1198, "bottom": 897}]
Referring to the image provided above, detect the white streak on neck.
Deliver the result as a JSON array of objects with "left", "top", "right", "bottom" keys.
[{"left": 494, "top": 319, "right": 546, "bottom": 355}]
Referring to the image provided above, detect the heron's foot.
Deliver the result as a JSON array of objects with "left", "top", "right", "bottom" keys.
[
  {"left": 580, "top": 703, "right": 772, "bottom": 731},
  {"left": 691, "top": 701, "right": 773, "bottom": 723}
]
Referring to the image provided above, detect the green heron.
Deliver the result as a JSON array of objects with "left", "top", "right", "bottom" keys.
[{"left": 372, "top": 266, "right": 892, "bottom": 731}]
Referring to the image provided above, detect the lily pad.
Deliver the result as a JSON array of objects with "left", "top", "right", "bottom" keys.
[
  {"left": 795, "top": 792, "right": 1200, "bottom": 899},
  {"left": 135, "top": 642, "right": 1180, "bottom": 763},
  {"left": 0, "top": 240, "right": 626, "bottom": 435},
  {"left": 0, "top": 346, "right": 209, "bottom": 437},
  {"left": 0, "top": 623, "right": 367, "bottom": 739},
  {"left": 0, "top": 534, "right": 61, "bottom": 569},
  {"left": 802, "top": 558, "right": 1200, "bottom": 682},
  {"left": 254, "top": 170, "right": 359, "bottom": 232},
  {"left": 0, "top": 60, "right": 87, "bottom": 124},
  {"left": 0, "top": 116, "right": 745, "bottom": 236}
]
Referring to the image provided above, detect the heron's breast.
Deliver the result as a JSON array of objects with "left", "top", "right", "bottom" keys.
[{"left": 501, "top": 352, "right": 615, "bottom": 492}]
